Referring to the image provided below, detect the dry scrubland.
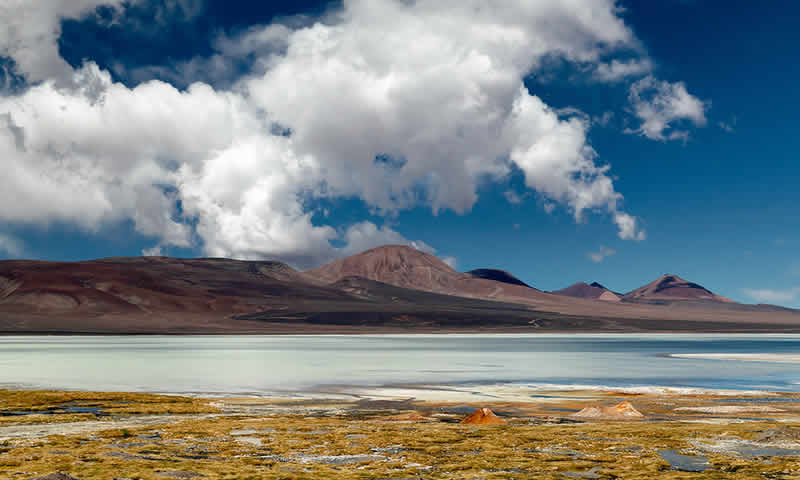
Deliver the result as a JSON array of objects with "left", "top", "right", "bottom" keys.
[{"left": 1, "top": 389, "right": 800, "bottom": 479}]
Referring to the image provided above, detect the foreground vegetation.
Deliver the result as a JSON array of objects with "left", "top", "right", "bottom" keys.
[{"left": 1, "top": 389, "right": 800, "bottom": 479}]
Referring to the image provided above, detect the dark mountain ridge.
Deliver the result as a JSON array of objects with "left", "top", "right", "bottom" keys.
[{"left": 466, "top": 269, "right": 533, "bottom": 288}]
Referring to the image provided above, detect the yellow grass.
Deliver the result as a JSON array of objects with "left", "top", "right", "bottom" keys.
[{"left": 1, "top": 390, "right": 799, "bottom": 479}]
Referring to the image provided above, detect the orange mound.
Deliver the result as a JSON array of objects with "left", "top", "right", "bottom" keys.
[
  {"left": 460, "top": 407, "right": 506, "bottom": 424},
  {"left": 571, "top": 401, "right": 644, "bottom": 419}
]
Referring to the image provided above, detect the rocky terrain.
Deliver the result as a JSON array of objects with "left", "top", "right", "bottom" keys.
[{"left": 0, "top": 245, "right": 798, "bottom": 334}]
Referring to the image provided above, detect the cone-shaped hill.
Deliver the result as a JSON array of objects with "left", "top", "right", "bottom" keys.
[
  {"left": 307, "top": 245, "right": 461, "bottom": 292},
  {"left": 461, "top": 407, "right": 506, "bottom": 424},
  {"left": 624, "top": 274, "right": 734, "bottom": 303},
  {"left": 552, "top": 282, "right": 621, "bottom": 302}
]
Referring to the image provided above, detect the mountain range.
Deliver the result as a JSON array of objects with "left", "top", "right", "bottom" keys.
[
  {"left": 550, "top": 274, "right": 734, "bottom": 304},
  {"left": 0, "top": 245, "right": 797, "bottom": 334}
]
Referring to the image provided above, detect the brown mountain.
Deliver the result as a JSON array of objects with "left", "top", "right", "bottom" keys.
[
  {"left": 552, "top": 282, "right": 621, "bottom": 302},
  {"left": 0, "top": 257, "right": 340, "bottom": 317},
  {"left": 2, "top": 247, "right": 798, "bottom": 334},
  {"left": 624, "top": 274, "right": 734, "bottom": 303},
  {"left": 306, "top": 245, "right": 551, "bottom": 306},
  {"left": 0, "top": 254, "right": 607, "bottom": 333},
  {"left": 308, "top": 245, "right": 461, "bottom": 292},
  {"left": 304, "top": 247, "right": 800, "bottom": 326},
  {"left": 0, "top": 255, "right": 618, "bottom": 333}
]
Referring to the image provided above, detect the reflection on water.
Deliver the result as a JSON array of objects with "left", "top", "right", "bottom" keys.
[{"left": 0, "top": 334, "right": 799, "bottom": 394}]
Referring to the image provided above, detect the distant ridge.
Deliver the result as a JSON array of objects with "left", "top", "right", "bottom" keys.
[
  {"left": 466, "top": 269, "right": 533, "bottom": 288},
  {"left": 624, "top": 274, "right": 735, "bottom": 303},
  {"left": 0, "top": 256, "right": 343, "bottom": 317},
  {"left": 3, "top": 245, "right": 799, "bottom": 335},
  {"left": 552, "top": 282, "right": 621, "bottom": 302}
]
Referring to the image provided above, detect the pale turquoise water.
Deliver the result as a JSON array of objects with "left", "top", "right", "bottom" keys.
[{"left": 1, "top": 334, "right": 800, "bottom": 394}]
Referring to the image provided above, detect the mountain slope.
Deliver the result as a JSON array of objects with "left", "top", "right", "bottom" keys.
[
  {"left": 624, "top": 274, "right": 734, "bottom": 303},
  {"left": 552, "top": 282, "right": 621, "bottom": 302},
  {"left": 307, "top": 245, "right": 550, "bottom": 305},
  {"left": 0, "top": 257, "right": 342, "bottom": 316},
  {"left": 308, "top": 245, "right": 461, "bottom": 292}
]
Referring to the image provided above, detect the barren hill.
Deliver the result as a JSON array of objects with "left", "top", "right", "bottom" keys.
[
  {"left": 308, "top": 245, "right": 461, "bottom": 292},
  {"left": 552, "top": 282, "right": 621, "bottom": 302},
  {"left": 0, "top": 257, "right": 338, "bottom": 316},
  {"left": 306, "top": 245, "right": 551, "bottom": 305},
  {"left": 624, "top": 274, "right": 734, "bottom": 303}
]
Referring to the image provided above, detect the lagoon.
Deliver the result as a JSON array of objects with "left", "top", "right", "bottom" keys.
[{"left": 2, "top": 334, "right": 800, "bottom": 395}]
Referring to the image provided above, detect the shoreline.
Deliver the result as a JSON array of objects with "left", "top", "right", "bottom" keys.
[{"left": 0, "top": 379, "right": 792, "bottom": 401}]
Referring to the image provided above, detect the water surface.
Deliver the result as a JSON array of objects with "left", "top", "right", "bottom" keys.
[{"left": 1, "top": 334, "right": 800, "bottom": 395}]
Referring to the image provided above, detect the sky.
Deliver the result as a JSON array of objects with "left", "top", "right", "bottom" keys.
[{"left": 0, "top": 0, "right": 798, "bottom": 306}]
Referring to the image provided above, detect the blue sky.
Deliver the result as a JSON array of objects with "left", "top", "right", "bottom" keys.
[{"left": 0, "top": 1, "right": 798, "bottom": 306}]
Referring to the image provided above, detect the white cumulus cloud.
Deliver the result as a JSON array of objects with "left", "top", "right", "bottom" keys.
[
  {"left": 0, "top": 0, "right": 134, "bottom": 83},
  {"left": 626, "top": 75, "right": 708, "bottom": 141},
  {"left": 613, "top": 212, "right": 646, "bottom": 241},
  {"left": 0, "top": 0, "right": 669, "bottom": 267}
]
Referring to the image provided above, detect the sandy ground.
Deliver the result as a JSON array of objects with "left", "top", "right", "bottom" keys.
[{"left": 0, "top": 414, "right": 222, "bottom": 442}]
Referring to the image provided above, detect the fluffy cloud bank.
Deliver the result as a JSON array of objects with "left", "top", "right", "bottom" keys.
[{"left": 0, "top": 0, "right": 669, "bottom": 267}]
